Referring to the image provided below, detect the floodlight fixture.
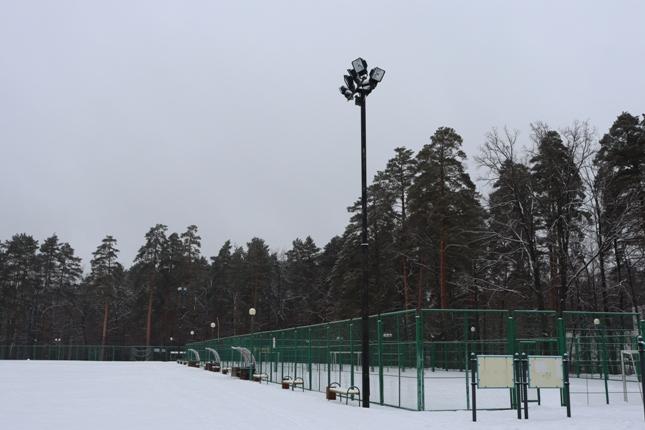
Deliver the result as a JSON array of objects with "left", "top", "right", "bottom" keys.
[
  {"left": 344, "top": 75, "right": 356, "bottom": 91},
  {"left": 339, "top": 86, "right": 353, "bottom": 100},
  {"left": 370, "top": 67, "right": 385, "bottom": 83},
  {"left": 249, "top": 307, "right": 256, "bottom": 316},
  {"left": 352, "top": 57, "right": 368, "bottom": 76}
]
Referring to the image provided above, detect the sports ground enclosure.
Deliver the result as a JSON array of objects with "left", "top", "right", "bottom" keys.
[
  {"left": 2, "top": 308, "right": 643, "bottom": 412},
  {"left": 186, "top": 308, "right": 645, "bottom": 411}
]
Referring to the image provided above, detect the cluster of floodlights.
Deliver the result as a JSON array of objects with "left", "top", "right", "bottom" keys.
[{"left": 339, "top": 57, "right": 385, "bottom": 103}]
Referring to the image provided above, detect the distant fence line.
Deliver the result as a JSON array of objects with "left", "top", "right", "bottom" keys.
[{"left": 0, "top": 344, "right": 184, "bottom": 361}]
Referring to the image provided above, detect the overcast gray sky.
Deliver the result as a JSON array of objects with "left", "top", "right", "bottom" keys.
[{"left": 1, "top": 0, "right": 644, "bottom": 267}]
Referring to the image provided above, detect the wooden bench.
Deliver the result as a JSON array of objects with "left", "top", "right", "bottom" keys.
[
  {"left": 204, "top": 362, "right": 221, "bottom": 372},
  {"left": 281, "top": 376, "right": 305, "bottom": 392},
  {"left": 252, "top": 373, "right": 268, "bottom": 383},
  {"left": 326, "top": 382, "right": 361, "bottom": 405}
]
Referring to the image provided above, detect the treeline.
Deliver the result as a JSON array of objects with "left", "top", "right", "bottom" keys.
[{"left": 1, "top": 112, "right": 643, "bottom": 346}]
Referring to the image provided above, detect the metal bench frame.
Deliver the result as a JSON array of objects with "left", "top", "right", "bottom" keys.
[
  {"left": 326, "top": 382, "right": 361, "bottom": 405},
  {"left": 282, "top": 376, "right": 305, "bottom": 392}
]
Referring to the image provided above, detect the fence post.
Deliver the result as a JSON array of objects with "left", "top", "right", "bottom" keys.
[
  {"left": 464, "top": 313, "right": 470, "bottom": 410},
  {"left": 638, "top": 336, "right": 645, "bottom": 421},
  {"left": 415, "top": 311, "right": 425, "bottom": 411},
  {"left": 514, "top": 353, "right": 522, "bottom": 419},
  {"left": 521, "top": 353, "right": 529, "bottom": 419},
  {"left": 599, "top": 323, "right": 610, "bottom": 404},
  {"left": 349, "top": 321, "right": 354, "bottom": 387},
  {"left": 292, "top": 329, "right": 298, "bottom": 380},
  {"left": 574, "top": 336, "right": 580, "bottom": 377},
  {"left": 377, "top": 317, "right": 384, "bottom": 405},
  {"left": 507, "top": 315, "right": 517, "bottom": 408},
  {"left": 396, "top": 314, "right": 402, "bottom": 408},
  {"left": 326, "top": 324, "right": 331, "bottom": 388},
  {"left": 556, "top": 317, "right": 566, "bottom": 406},
  {"left": 308, "top": 328, "right": 312, "bottom": 390},
  {"left": 563, "top": 353, "right": 571, "bottom": 418},
  {"left": 556, "top": 318, "right": 566, "bottom": 356},
  {"left": 471, "top": 353, "right": 477, "bottom": 422}
]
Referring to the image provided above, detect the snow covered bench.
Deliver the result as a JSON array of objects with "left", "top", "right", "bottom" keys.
[
  {"left": 221, "top": 367, "right": 231, "bottom": 375},
  {"left": 252, "top": 372, "right": 268, "bottom": 383},
  {"left": 326, "top": 382, "right": 361, "bottom": 405},
  {"left": 281, "top": 376, "right": 304, "bottom": 391},
  {"left": 204, "top": 362, "right": 221, "bottom": 372}
]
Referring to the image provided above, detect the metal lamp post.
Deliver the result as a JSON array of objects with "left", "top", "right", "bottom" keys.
[
  {"left": 339, "top": 57, "right": 385, "bottom": 408},
  {"left": 249, "top": 308, "right": 257, "bottom": 376},
  {"left": 210, "top": 322, "right": 216, "bottom": 338},
  {"left": 249, "top": 308, "right": 256, "bottom": 335},
  {"left": 54, "top": 337, "right": 61, "bottom": 360}
]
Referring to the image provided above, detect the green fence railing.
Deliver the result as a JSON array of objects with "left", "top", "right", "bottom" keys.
[{"left": 188, "top": 308, "right": 643, "bottom": 411}]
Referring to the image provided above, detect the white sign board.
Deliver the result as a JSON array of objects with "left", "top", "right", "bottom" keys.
[
  {"left": 528, "top": 356, "right": 563, "bottom": 388},
  {"left": 477, "top": 355, "right": 515, "bottom": 388}
]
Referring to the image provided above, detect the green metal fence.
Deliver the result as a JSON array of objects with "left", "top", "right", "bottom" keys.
[
  {"left": 0, "top": 344, "right": 180, "bottom": 361},
  {"left": 188, "top": 308, "right": 643, "bottom": 411}
]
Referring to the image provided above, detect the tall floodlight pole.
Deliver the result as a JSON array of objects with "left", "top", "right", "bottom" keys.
[{"left": 339, "top": 58, "right": 385, "bottom": 408}]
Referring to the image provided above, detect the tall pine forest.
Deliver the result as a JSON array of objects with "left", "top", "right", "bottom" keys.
[{"left": 1, "top": 112, "right": 644, "bottom": 346}]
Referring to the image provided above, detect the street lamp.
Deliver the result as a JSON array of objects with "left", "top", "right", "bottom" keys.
[
  {"left": 53, "top": 338, "right": 62, "bottom": 360},
  {"left": 210, "top": 322, "right": 216, "bottom": 338},
  {"left": 338, "top": 57, "right": 385, "bottom": 408},
  {"left": 190, "top": 330, "right": 195, "bottom": 340},
  {"left": 249, "top": 308, "right": 256, "bottom": 335}
]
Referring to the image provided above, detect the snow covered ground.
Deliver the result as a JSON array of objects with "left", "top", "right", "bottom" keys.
[{"left": 0, "top": 360, "right": 642, "bottom": 430}]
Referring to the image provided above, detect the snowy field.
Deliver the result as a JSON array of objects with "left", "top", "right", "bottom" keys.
[{"left": 0, "top": 361, "right": 643, "bottom": 430}]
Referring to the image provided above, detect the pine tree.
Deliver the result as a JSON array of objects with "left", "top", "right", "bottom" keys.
[
  {"left": 408, "top": 127, "right": 484, "bottom": 308},
  {"left": 487, "top": 159, "right": 543, "bottom": 308},
  {"left": 594, "top": 112, "right": 645, "bottom": 314},
  {"left": 54, "top": 242, "right": 82, "bottom": 341},
  {"left": 90, "top": 235, "right": 122, "bottom": 352},
  {"left": 245, "top": 238, "right": 272, "bottom": 332},
  {"left": 134, "top": 224, "right": 168, "bottom": 346},
  {"left": 0, "top": 234, "right": 39, "bottom": 343},
  {"left": 210, "top": 240, "right": 233, "bottom": 335},
  {"left": 285, "top": 236, "right": 321, "bottom": 325},
  {"left": 383, "top": 147, "right": 417, "bottom": 309},
  {"left": 531, "top": 125, "right": 586, "bottom": 312}
]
